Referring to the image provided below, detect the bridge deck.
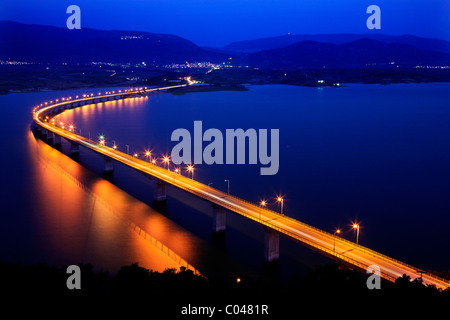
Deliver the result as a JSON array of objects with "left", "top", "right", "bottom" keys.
[{"left": 33, "top": 86, "right": 450, "bottom": 290}]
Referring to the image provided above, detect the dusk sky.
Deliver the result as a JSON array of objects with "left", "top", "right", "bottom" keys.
[{"left": 1, "top": 0, "right": 449, "bottom": 46}]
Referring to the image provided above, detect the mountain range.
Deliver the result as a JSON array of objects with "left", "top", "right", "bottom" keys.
[
  {"left": 0, "top": 21, "right": 224, "bottom": 64},
  {"left": 1, "top": 21, "right": 450, "bottom": 68},
  {"left": 223, "top": 33, "right": 450, "bottom": 54}
]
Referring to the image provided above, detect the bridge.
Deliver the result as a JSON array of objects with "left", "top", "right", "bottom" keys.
[{"left": 32, "top": 85, "right": 450, "bottom": 290}]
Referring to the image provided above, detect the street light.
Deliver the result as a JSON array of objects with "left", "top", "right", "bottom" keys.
[
  {"left": 225, "top": 179, "right": 230, "bottom": 194},
  {"left": 353, "top": 223, "right": 360, "bottom": 244},
  {"left": 145, "top": 150, "right": 151, "bottom": 162},
  {"left": 187, "top": 165, "right": 194, "bottom": 180},
  {"left": 125, "top": 145, "right": 129, "bottom": 155},
  {"left": 334, "top": 229, "right": 341, "bottom": 252},
  {"left": 259, "top": 200, "right": 266, "bottom": 220},
  {"left": 163, "top": 156, "right": 170, "bottom": 170},
  {"left": 277, "top": 196, "right": 284, "bottom": 215}
]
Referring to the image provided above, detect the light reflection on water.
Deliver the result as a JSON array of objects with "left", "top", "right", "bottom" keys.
[
  {"left": 27, "top": 129, "right": 201, "bottom": 273},
  {"left": 2, "top": 83, "right": 450, "bottom": 280},
  {"left": 52, "top": 83, "right": 450, "bottom": 273}
]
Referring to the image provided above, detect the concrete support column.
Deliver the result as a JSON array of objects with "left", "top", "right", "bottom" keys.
[
  {"left": 212, "top": 205, "right": 227, "bottom": 233},
  {"left": 70, "top": 142, "right": 79, "bottom": 155},
  {"left": 54, "top": 134, "right": 61, "bottom": 145},
  {"left": 46, "top": 130, "right": 54, "bottom": 143},
  {"left": 264, "top": 227, "right": 280, "bottom": 263},
  {"left": 154, "top": 180, "right": 166, "bottom": 202},
  {"left": 104, "top": 158, "right": 114, "bottom": 173}
]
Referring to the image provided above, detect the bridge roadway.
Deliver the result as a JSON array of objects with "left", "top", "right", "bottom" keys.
[{"left": 33, "top": 85, "right": 450, "bottom": 290}]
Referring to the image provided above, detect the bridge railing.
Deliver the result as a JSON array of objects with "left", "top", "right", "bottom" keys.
[
  {"left": 208, "top": 190, "right": 449, "bottom": 285},
  {"left": 33, "top": 88, "right": 449, "bottom": 287}
]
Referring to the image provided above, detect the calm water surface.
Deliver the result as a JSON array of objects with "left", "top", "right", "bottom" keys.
[{"left": 1, "top": 83, "right": 449, "bottom": 278}]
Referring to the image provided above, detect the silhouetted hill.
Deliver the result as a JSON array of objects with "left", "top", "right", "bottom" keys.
[
  {"left": 1, "top": 22, "right": 449, "bottom": 68},
  {"left": 224, "top": 33, "right": 450, "bottom": 54},
  {"left": 0, "top": 21, "right": 226, "bottom": 64},
  {"left": 247, "top": 39, "right": 450, "bottom": 68}
]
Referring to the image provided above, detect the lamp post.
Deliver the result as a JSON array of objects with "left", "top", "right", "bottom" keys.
[
  {"left": 163, "top": 157, "right": 170, "bottom": 170},
  {"left": 277, "top": 196, "right": 284, "bottom": 215},
  {"left": 187, "top": 165, "right": 194, "bottom": 180},
  {"left": 353, "top": 223, "right": 360, "bottom": 244},
  {"left": 334, "top": 229, "right": 341, "bottom": 252},
  {"left": 225, "top": 179, "right": 230, "bottom": 194},
  {"left": 259, "top": 200, "right": 266, "bottom": 220},
  {"left": 125, "top": 145, "right": 129, "bottom": 155}
]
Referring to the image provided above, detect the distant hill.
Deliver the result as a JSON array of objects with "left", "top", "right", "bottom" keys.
[
  {"left": 224, "top": 33, "right": 450, "bottom": 54},
  {"left": 247, "top": 39, "right": 450, "bottom": 68},
  {"left": 0, "top": 21, "right": 226, "bottom": 64},
  {"left": 1, "top": 21, "right": 449, "bottom": 68}
]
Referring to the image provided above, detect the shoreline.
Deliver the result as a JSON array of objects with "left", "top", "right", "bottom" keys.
[{"left": 3, "top": 80, "right": 450, "bottom": 96}]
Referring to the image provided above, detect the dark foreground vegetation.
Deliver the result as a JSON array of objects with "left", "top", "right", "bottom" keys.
[{"left": 0, "top": 260, "right": 448, "bottom": 316}]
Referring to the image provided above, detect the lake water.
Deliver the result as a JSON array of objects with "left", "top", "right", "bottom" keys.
[{"left": 1, "top": 83, "right": 449, "bottom": 279}]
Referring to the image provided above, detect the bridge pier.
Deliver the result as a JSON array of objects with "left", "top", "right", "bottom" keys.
[
  {"left": 46, "top": 130, "right": 54, "bottom": 143},
  {"left": 40, "top": 128, "right": 47, "bottom": 138},
  {"left": 212, "top": 205, "right": 227, "bottom": 233},
  {"left": 264, "top": 227, "right": 280, "bottom": 263},
  {"left": 154, "top": 180, "right": 167, "bottom": 202},
  {"left": 104, "top": 157, "right": 114, "bottom": 173},
  {"left": 54, "top": 134, "right": 61, "bottom": 146},
  {"left": 70, "top": 142, "right": 80, "bottom": 155}
]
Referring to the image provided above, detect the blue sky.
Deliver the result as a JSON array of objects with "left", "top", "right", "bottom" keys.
[{"left": 1, "top": 0, "right": 449, "bottom": 46}]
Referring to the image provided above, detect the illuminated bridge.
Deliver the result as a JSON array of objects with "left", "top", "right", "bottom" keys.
[{"left": 32, "top": 85, "right": 450, "bottom": 290}]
